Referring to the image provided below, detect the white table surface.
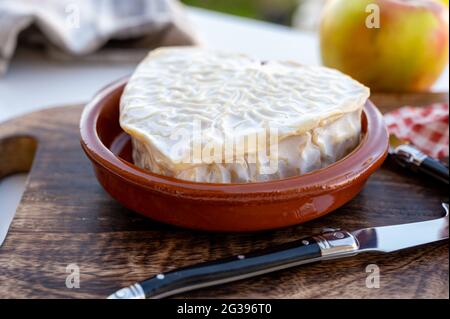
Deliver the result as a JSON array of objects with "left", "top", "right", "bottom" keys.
[{"left": 0, "top": 7, "right": 448, "bottom": 242}]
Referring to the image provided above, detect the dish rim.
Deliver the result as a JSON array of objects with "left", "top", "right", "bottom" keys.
[{"left": 80, "top": 77, "right": 388, "bottom": 199}]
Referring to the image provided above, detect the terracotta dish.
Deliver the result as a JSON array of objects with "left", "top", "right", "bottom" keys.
[{"left": 80, "top": 78, "right": 388, "bottom": 232}]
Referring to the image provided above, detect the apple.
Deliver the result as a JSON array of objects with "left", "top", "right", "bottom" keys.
[{"left": 320, "top": 0, "right": 449, "bottom": 92}]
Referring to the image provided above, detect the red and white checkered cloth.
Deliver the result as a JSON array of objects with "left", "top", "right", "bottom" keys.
[{"left": 384, "top": 103, "right": 449, "bottom": 160}]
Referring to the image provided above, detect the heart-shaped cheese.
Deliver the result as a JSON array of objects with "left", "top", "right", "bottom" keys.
[{"left": 120, "top": 47, "right": 369, "bottom": 183}]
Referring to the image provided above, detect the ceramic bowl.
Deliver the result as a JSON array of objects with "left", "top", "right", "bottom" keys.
[{"left": 80, "top": 78, "right": 388, "bottom": 232}]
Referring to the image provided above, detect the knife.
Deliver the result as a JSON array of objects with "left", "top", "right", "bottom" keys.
[
  {"left": 108, "top": 203, "right": 449, "bottom": 299},
  {"left": 389, "top": 134, "right": 449, "bottom": 184}
]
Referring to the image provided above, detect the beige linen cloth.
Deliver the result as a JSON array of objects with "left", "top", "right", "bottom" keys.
[{"left": 0, "top": 0, "right": 198, "bottom": 75}]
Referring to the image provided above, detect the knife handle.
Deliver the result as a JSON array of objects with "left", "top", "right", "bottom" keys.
[
  {"left": 420, "top": 157, "right": 449, "bottom": 185},
  {"left": 392, "top": 144, "right": 449, "bottom": 184},
  {"left": 108, "top": 231, "right": 359, "bottom": 299}
]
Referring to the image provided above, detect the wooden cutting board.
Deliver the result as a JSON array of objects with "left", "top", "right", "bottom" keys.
[{"left": 0, "top": 93, "right": 448, "bottom": 299}]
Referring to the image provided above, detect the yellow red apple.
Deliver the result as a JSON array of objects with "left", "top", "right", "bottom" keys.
[{"left": 320, "top": 0, "right": 449, "bottom": 92}]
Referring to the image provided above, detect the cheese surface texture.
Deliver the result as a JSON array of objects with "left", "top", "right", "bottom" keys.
[{"left": 120, "top": 47, "right": 370, "bottom": 183}]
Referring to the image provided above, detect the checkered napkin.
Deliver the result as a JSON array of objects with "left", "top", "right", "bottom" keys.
[{"left": 384, "top": 103, "right": 449, "bottom": 160}]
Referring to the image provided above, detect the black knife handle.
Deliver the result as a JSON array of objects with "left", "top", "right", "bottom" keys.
[
  {"left": 107, "top": 230, "right": 360, "bottom": 299},
  {"left": 139, "top": 237, "right": 321, "bottom": 299},
  {"left": 392, "top": 144, "right": 449, "bottom": 184},
  {"left": 419, "top": 157, "right": 449, "bottom": 184}
]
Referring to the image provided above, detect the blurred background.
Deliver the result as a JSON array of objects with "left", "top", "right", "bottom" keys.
[
  {"left": 0, "top": 0, "right": 448, "bottom": 119},
  {"left": 0, "top": 0, "right": 448, "bottom": 105},
  {"left": 182, "top": 0, "right": 325, "bottom": 30}
]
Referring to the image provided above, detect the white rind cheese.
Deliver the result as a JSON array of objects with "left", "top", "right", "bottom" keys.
[{"left": 120, "top": 47, "right": 370, "bottom": 183}]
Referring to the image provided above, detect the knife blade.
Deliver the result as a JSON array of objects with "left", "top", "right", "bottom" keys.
[
  {"left": 108, "top": 203, "right": 449, "bottom": 299},
  {"left": 0, "top": 174, "right": 28, "bottom": 247},
  {"left": 353, "top": 203, "right": 449, "bottom": 253}
]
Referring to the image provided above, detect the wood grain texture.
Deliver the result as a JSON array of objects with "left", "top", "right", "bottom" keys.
[{"left": 0, "top": 94, "right": 448, "bottom": 299}]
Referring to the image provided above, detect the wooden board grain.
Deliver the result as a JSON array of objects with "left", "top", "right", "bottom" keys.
[{"left": 0, "top": 94, "right": 448, "bottom": 299}]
